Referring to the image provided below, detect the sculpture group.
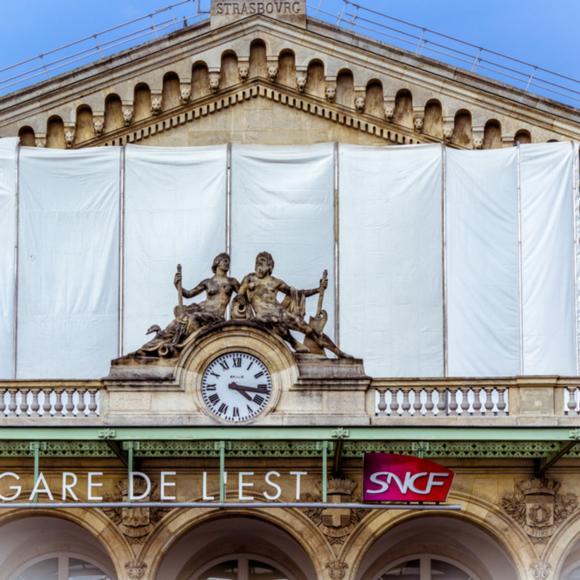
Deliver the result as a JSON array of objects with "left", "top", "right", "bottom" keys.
[{"left": 134, "top": 252, "right": 350, "bottom": 359}]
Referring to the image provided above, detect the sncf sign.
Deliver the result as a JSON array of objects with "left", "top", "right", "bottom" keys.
[{"left": 363, "top": 453, "right": 454, "bottom": 503}]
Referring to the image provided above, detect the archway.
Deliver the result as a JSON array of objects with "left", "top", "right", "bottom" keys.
[
  {"left": 155, "top": 514, "right": 318, "bottom": 580},
  {"left": 354, "top": 515, "right": 519, "bottom": 580}
]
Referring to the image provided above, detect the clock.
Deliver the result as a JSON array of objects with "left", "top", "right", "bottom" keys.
[{"left": 201, "top": 352, "right": 273, "bottom": 422}]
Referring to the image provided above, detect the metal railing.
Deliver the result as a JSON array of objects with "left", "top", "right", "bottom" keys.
[{"left": 309, "top": 0, "right": 580, "bottom": 107}]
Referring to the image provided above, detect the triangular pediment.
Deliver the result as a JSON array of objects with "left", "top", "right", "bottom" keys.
[{"left": 0, "top": 14, "right": 577, "bottom": 148}]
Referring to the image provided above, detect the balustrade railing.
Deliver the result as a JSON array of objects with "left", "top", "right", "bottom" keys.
[{"left": 0, "top": 385, "right": 101, "bottom": 418}]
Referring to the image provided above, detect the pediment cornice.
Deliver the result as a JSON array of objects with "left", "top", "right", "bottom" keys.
[{"left": 1, "top": 14, "right": 577, "bottom": 145}]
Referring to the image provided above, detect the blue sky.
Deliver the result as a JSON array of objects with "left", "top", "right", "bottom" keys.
[{"left": 0, "top": 0, "right": 578, "bottom": 102}]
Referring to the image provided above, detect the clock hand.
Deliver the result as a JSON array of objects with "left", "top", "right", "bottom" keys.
[
  {"left": 228, "top": 383, "right": 269, "bottom": 393},
  {"left": 227, "top": 383, "right": 253, "bottom": 401}
]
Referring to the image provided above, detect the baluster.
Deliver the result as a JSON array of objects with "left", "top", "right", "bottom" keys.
[
  {"left": 460, "top": 388, "right": 470, "bottom": 414},
  {"left": 0, "top": 389, "right": 6, "bottom": 415},
  {"left": 437, "top": 388, "right": 447, "bottom": 415},
  {"left": 54, "top": 389, "right": 64, "bottom": 416},
  {"left": 448, "top": 388, "right": 458, "bottom": 415},
  {"left": 567, "top": 387, "right": 578, "bottom": 415},
  {"left": 497, "top": 387, "right": 508, "bottom": 415},
  {"left": 8, "top": 391, "right": 17, "bottom": 416},
  {"left": 30, "top": 390, "right": 40, "bottom": 416},
  {"left": 471, "top": 387, "right": 482, "bottom": 414},
  {"left": 413, "top": 389, "right": 423, "bottom": 415},
  {"left": 19, "top": 389, "right": 29, "bottom": 416},
  {"left": 485, "top": 387, "right": 495, "bottom": 414},
  {"left": 401, "top": 389, "right": 411, "bottom": 416},
  {"left": 390, "top": 389, "right": 400, "bottom": 415},
  {"left": 424, "top": 388, "right": 434, "bottom": 415},
  {"left": 65, "top": 389, "right": 75, "bottom": 416},
  {"left": 88, "top": 390, "right": 98, "bottom": 415},
  {"left": 42, "top": 390, "right": 52, "bottom": 416},
  {"left": 376, "top": 389, "right": 387, "bottom": 416},
  {"left": 77, "top": 390, "right": 87, "bottom": 415}
]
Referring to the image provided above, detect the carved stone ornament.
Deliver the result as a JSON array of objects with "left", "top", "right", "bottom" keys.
[
  {"left": 267, "top": 64, "right": 279, "bottom": 81},
  {"left": 296, "top": 71, "right": 307, "bottom": 92},
  {"left": 326, "top": 560, "right": 348, "bottom": 580},
  {"left": 325, "top": 85, "right": 336, "bottom": 102},
  {"left": 238, "top": 64, "right": 249, "bottom": 81},
  {"left": 413, "top": 116, "right": 424, "bottom": 132},
  {"left": 102, "top": 478, "right": 171, "bottom": 543},
  {"left": 180, "top": 83, "right": 191, "bottom": 103},
  {"left": 531, "top": 560, "right": 552, "bottom": 580},
  {"left": 354, "top": 95, "right": 365, "bottom": 112},
  {"left": 151, "top": 93, "right": 163, "bottom": 115},
  {"left": 209, "top": 71, "right": 221, "bottom": 92},
  {"left": 64, "top": 126, "right": 75, "bottom": 148},
  {"left": 304, "top": 478, "right": 366, "bottom": 545},
  {"left": 34, "top": 134, "right": 47, "bottom": 148},
  {"left": 502, "top": 477, "right": 578, "bottom": 543},
  {"left": 122, "top": 104, "right": 134, "bottom": 126},
  {"left": 120, "top": 251, "right": 351, "bottom": 362},
  {"left": 384, "top": 104, "right": 395, "bottom": 120},
  {"left": 92, "top": 114, "right": 104, "bottom": 136},
  {"left": 125, "top": 561, "right": 147, "bottom": 580}
]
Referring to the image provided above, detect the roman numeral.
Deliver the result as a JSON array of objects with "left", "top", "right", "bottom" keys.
[
  {"left": 246, "top": 361, "right": 253, "bottom": 370},
  {"left": 220, "top": 361, "right": 229, "bottom": 370},
  {"left": 233, "top": 407, "right": 240, "bottom": 418},
  {"left": 210, "top": 372, "right": 220, "bottom": 378},
  {"left": 253, "top": 394, "right": 265, "bottom": 406},
  {"left": 233, "top": 357, "right": 242, "bottom": 368},
  {"left": 218, "top": 403, "right": 229, "bottom": 415},
  {"left": 257, "top": 384, "right": 269, "bottom": 393},
  {"left": 205, "top": 384, "right": 216, "bottom": 391},
  {"left": 247, "top": 404, "right": 254, "bottom": 414},
  {"left": 209, "top": 394, "right": 220, "bottom": 405},
  {"left": 254, "top": 371, "right": 264, "bottom": 379}
]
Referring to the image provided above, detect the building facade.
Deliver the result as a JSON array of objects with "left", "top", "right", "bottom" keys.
[{"left": 1, "top": 2, "right": 580, "bottom": 579}]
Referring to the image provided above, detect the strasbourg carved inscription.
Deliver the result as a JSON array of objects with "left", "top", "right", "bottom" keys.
[{"left": 211, "top": 0, "right": 306, "bottom": 27}]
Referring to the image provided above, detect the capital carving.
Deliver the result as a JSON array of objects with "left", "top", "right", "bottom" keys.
[
  {"left": 502, "top": 477, "right": 578, "bottom": 543},
  {"left": 180, "top": 83, "right": 191, "bottom": 104},
  {"left": 93, "top": 114, "right": 104, "bottom": 136},
  {"left": 443, "top": 117, "right": 455, "bottom": 142},
  {"left": 34, "top": 133, "right": 47, "bottom": 148},
  {"left": 531, "top": 560, "right": 552, "bottom": 580},
  {"left": 63, "top": 125, "right": 75, "bottom": 148},
  {"left": 267, "top": 64, "right": 278, "bottom": 81},
  {"left": 238, "top": 64, "right": 249, "bottom": 81},
  {"left": 325, "top": 85, "right": 336, "bottom": 102},
  {"left": 209, "top": 71, "right": 221, "bottom": 92},
  {"left": 125, "top": 561, "right": 147, "bottom": 580},
  {"left": 122, "top": 104, "right": 134, "bottom": 126},
  {"left": 296, "top": 70, "right": 307, "bottom": 92},
  {"left": 326, "top": 560, "right": 348, "bottom": 580},
  {"left": 413, "top": 116, "right": 424, "bottom": 132},
  {"left": 384, "top": 100, "right": 395, "bottom": 120},
  {"left": 151, "top": 93, "right": 163, "bottom": 115}
]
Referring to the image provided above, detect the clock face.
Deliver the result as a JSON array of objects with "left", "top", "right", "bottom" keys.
[{"left": 201, "top": 352, "right": 272, "bottom": 422}]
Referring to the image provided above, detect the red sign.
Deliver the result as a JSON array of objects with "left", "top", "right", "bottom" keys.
[{"left": 363, "top": 453, "right": 454, "bottom": 503}]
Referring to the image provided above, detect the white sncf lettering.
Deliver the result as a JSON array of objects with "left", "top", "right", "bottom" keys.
[{"left": 366, "top": 471, "right": 450, "bottom": 495}]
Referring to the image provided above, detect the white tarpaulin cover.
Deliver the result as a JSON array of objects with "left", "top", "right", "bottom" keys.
[
  {"left": 339, "top": 144, "right": 444, "bottom": 377},
  {"left": 231, "top": 144, "right": 335, "bottom": 336},
  {"left": 124, "top": 145, "right": 227, "bottom": 353},
  {"left": 520, "top": 142, "right": 577, "bottom": 375},
  {"left": 17, "top": 147, "right": 121, "bottom": 378},
  {"left": 0, "top": 138, "right": 18, "bottom": 379},
  {"left": 446, "top": 148, "right": 520, "bottom": 376}
]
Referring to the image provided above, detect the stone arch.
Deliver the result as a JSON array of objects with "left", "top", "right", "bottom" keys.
[
  {"left": 220, "top": 50, "right": 239, "bottom": 88},
  {"left": 278, "top": 49, "right": 297, "bottom": 88},
  {"left": 365, "top": 79, "right": 384, "bottom": 117},
  {"left": 393, "top": 89, "right": 413, "bottom": 128},
  {"left": 18, "top": 126, "right": 35, "bottom": 147},
  {"left": 452, "top": 108, "right": 473, "bottom": 148},
  {"left": 423, "top": 99, "right": 443, "bottom": 139},
  {"left": 134, "top": 82, "right": 152, "bottom": 121},
  {"left": 515, "top": 129, "right": 532, "bottom": 144},
  {"left": 162, "top": 71, "right": 181, "bottom": 110},
  {"left": 104, "top": 93, "right": 123, "bottom": 133},
  {"left": 191, "top": 61, "right": 210, "bottom": 99},
  {"left": 46, "top": 115, "right": 65, "bottom": 148},
  {"left": 543, "top": 510, "right": 580, "bottom": 578},
  {"left": 483, "top": 119, "right": 502, "bottom": 149},
  {"left": 0, "top": 508, "right": 132, "bottom": 579},
  {"left": 306, "top": 59, "right": 325, "bottom": 98},
  {"left": 249, "top": 39, "right": 267, "bottom": 77},
  {"left": 142, "top": 506, "right": 332, "bottom": 579},
  {"left": 75, "top": 105, "right": 94, "bottom": 144},
  {"left": 343, "top": 492, "right": 534, "bottom": 580},
  {"left": 336, "top": 68, "right": 354, "bottom": 108}
]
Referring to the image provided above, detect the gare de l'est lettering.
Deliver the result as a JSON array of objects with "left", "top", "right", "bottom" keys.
[{"left": 0, "top": 0, "right": 579, "bottom": 578}]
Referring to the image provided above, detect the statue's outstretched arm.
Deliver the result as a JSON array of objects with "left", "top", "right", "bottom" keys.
[{"left": 181, "top": 281, "right": 207, "bottom": 299}]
